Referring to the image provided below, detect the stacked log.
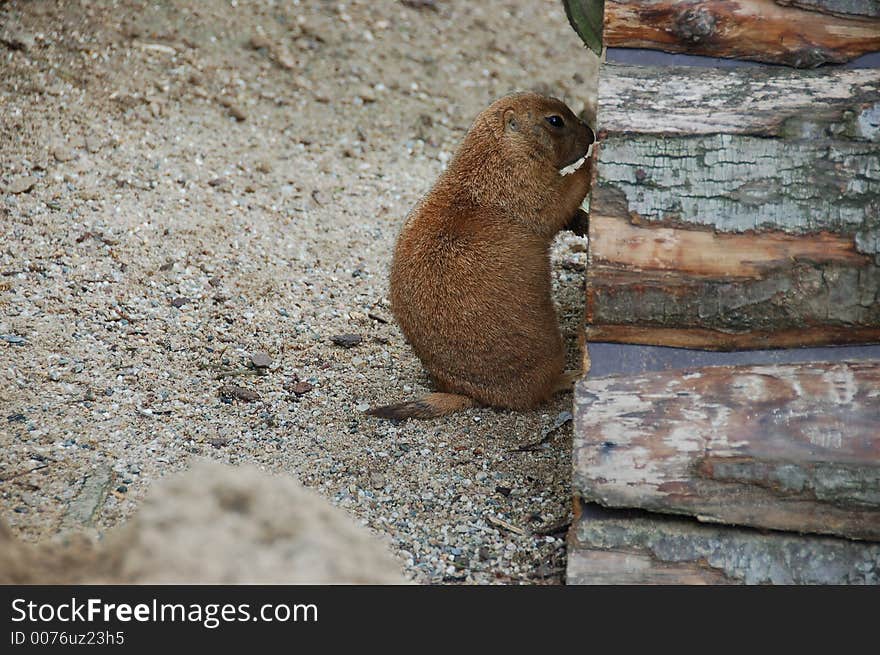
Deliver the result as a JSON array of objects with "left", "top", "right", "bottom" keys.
[
  {"left": 586, "top": 64, "right": 880, "bottom": 350},
  {"left": 603, "top": 0, "right": 880, "bottom": 67},
  {"left": 569, "top": 361, "right": 880, "bottom": 584},
  {"left": 569, "top": 502, "right": 880, "bottom": 585}
]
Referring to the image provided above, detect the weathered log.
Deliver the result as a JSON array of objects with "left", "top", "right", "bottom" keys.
[
  {"left": 572, "top": 361, "right": 880, "bottom": 540},
  {"left": 586, "top": 64, "right": 880, "bottom": 350},
  {"left": 568, "top": 501, "right": 880, "bottom": 585},
  {"left": 585, "top": 341, "right": 880, "bottom": 378},
  {"left": 596, "top": 64, "right": 880, "bottom": 138},
  {"left": 604, "top": 0, "right": 880, "bottom": 67}
]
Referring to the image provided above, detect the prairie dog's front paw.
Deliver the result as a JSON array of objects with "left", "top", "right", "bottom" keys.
[{"left": 565, "top": 207, "right": 589, "bottom": 237}]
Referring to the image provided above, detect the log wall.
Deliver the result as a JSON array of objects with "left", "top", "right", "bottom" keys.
[{"left": 565, "top": 0, "right": 880, "bottom": 585}]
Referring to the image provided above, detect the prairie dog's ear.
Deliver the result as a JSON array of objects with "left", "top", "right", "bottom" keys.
[{"left": 503, "top": 108, "right": 519, "bottom": 132}]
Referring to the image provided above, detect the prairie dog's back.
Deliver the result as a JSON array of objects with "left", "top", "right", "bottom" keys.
[
  {"left": 389, "top": 197, "right": 562, "bottom": 409},
  {"left": 377, "top": 92, "right": 594, "bottom": 414}
]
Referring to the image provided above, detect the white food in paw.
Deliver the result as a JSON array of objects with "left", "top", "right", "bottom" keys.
[
  {"left": 558, "top": 144, "right": 593, "bottom": 176},
  {"left": 559, "top": 155, "right": 585, "bottom": 176}
]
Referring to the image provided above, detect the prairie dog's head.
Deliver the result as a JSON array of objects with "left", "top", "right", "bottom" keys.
[{"left": 493, "top": 93, "right": 594, "bottom": 174}]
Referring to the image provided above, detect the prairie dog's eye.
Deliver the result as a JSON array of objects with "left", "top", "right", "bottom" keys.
[{"left": 545, "top": 115, "right": 564, "bottom": 128}]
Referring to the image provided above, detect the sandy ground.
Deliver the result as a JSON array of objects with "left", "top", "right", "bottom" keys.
[
  {"left": 1, "top": 0, "right": 596, "bottom": 584},
  {"left": 1, "top": 460, "right": 409, "bottom": 584}
]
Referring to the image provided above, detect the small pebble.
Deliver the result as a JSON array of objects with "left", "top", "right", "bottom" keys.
[
  {"left": 369, "top": 471, "right": 385, "bottom": 489},
  {"left": 84, "top": 135, "right": 103, "bottom": 153},
  {"left": 248, "top": 34, "right": 272, "bottom": 50},
  {"left": 290, "top": 381, "right": 313, "bottom": 396},
  {"left": 331, "top": 334, "right": 362, "bottom": 348},
  {"left": 5, "top": 176, "right": 37, "bottom": 194},
  {"left": 219, "top": 385, "right": 261, "bottom": 403},
  {"left": 3, "top": 31, "right": 36, "bottom": 51},
  {"left": 226, "top": 103, "right": 247, "bottom": 121},
  {"left": 52, "top": 144, "right": 76, "bottom": 162},
  {"left": 250, "top": 351, "right": 272, "bottom": 369}
]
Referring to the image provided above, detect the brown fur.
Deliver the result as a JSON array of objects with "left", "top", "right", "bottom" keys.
[{"left": 368, "top": 93, "right": 593, "bottom": 420}]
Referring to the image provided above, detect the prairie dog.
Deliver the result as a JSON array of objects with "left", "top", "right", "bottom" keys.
[{"left": 369, "top": 93, "right": 594, "bottom": 419}]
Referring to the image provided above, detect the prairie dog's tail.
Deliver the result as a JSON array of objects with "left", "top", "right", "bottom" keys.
[{"left": 366, "top": 392, "right": 475, "bottom": 420}]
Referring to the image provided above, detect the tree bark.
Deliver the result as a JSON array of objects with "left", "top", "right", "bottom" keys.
[
  {"left": 572, "top": 361, "right": 880, "bottom": 541},
  {"left": 568, "top": 501, "right": 880, "bottom": 584},
  {"left": 587, "top": 65, "right": 880, "bottom": 350},
  {"left": 604, "top": 0, "right": 880, "bottom": 67}
]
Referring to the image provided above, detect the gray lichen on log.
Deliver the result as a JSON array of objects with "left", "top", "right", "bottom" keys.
[
  {"left": 596, "top": 65, "right": 880, "bottom": 253},
  {"left": 699, "top": 457, "right": 880, "bottom": 508},
  {"left": 569, "top": 502, "right": 880, "bottom": 585},
  {"left": 598, "top": 134, "right": 879, "bottom": 249}
]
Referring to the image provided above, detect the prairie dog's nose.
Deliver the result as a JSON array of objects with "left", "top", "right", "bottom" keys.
[{"left": 583, "top": 122, "right": 595, "bottom": 145}]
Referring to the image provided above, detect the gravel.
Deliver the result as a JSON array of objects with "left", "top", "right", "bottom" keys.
[{"left": 0, "top": 0, "right": 596, "bottom": 584}]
